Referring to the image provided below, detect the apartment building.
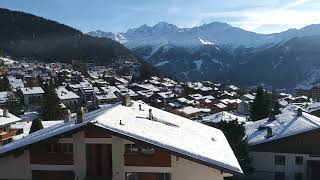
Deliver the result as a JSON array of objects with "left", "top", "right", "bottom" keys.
[
  {"left": 0, "top": 98, "right": 242, "bottom": 180},
  {"left": 246, "top": 106, "right": 320, "bottom": 180},
  {"left": 20, "top": 87, "right": 44, "bottom": 106}
]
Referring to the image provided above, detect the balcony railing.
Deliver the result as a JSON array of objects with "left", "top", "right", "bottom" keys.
[{"left": 0, "top": 129, "right": 18, "bottom": 141}]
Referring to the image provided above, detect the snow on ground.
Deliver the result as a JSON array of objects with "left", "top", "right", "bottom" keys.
[
  {"left": 296, "top": 67, "right": 320, "bottom": 90},
  {"left": 193, "top": 60, "right": 203, "bottom": 70},
  {"left": 211, "top": 59, "right": 223, "bottom": 66},
  {"left": 0, "top": 57, "right": 16, "bottom": 65},
  {"left": 199, "top": 37, "right": 214, "bottom": 45},
  {"left": 154, "top": 60, "right": 170, "bottom": 67},
  {"left": 272, "top": 59, "right": 283, "bottom": 70}
]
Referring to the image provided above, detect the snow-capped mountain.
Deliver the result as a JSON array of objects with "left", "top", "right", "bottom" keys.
[
  {"left": 89, "top": 22, "right": 270, "bottom": 48},
  {"left": 88, "top": 22, "right": 320, "bottom": 89}
]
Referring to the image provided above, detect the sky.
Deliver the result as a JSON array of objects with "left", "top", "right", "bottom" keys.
[{"left": 1, "top": 0, "right": 320, "bottom": 34}]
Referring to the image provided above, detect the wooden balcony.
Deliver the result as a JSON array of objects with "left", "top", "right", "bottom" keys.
[{"left": 0, "top": 129, "right": 18, "bottom": 141}]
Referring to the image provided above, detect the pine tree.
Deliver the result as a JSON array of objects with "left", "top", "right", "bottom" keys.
[
  {"left": 29, "top": 118, "right": 44, "bottom": 134},
  {"left": 274, "top": 101, "right": 281, "bottom": 115},
  {"left": 6, "top": 99, "right": 22, "bottom": 116},
  {"left": 44, "top": 79, "right": 63, "bottom": 120},
  {"left": 0, "top": 74, "right": 11, "bottom": 91},
  {"left": 250, "top": 86, "right": 269, "bottom": 121}
]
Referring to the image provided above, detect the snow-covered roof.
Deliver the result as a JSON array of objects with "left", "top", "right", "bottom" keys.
[
  {"left": 95, "top": 92, "right": 117, "bottom": 100},
  {"left": 245, "top": 110, "right": 320, "bottom": 145},
  {"left": 215, "top": 103, "right": 228, "bottom": 109},
  {"left": 177, "top": 106, "right": 210, "bottom": 115},
  {"left": 11, "top": 120, "right": 64, "bottom": 141},
  {"left": 0, "top": 91, "right": 11, "bottom": 104},
  {"left": 305, "top": 102, "right": 320, "bottom": 113},
  {"left": 56, "top": 87, "right": 80, "bottom": 100},
  {"left": 0, "top": 109, "right": 22, "bottom": 127},
  {"left": 243, "top": 94, "right": 255, "bottom": 100},
  {"left": 20, "top": 87, "right": 44, "bottom": 95},
  {"left": 0, "top": 101, "right": 242, "bottom": 175},
  {"left": 8, "top": 76, "right": 24, "bottom": 90},
  {"left": 94, "top": 101, "right": 242, "bottom": 174},
  {"left": 157, "top": 91, "right": 175, "bottom": 99},
  {"left": 202, "top": 111, "right": 247, "bottom": 123}
]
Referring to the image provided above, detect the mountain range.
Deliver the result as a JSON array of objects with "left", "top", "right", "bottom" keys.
[{"left": 88, "top": 22, "right": 320, "bottom": 89}]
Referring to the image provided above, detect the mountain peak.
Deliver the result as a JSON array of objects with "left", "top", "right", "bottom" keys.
[{"left": 152, "top": 22, "right": 179, "bottom": 33}]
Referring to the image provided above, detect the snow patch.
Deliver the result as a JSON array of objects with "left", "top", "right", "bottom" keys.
[
  {"left": 154, "top": 61, "right": 170, "bottom": 67},
  {"left": 211, "top": 59, "right": 223, "bottom": 66},
  {"left": 193, "top": 60, "right": 203, "bottom": 70},
  {"left": 199, "top": 37, "right": 214, "bottom": 45}
]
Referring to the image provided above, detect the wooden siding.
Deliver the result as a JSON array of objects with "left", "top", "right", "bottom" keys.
[
  {"left": 84, "top": 126, "right": 112, "bottom": 138},
  {"left": 251, "top": 129, "right": 320, "bottom": 154},
  {"left": 124, "top": 150, "right": 171, "bottom": 167},
  {"left": 30, "top": 143, "right": 74, "bottom": 165}
]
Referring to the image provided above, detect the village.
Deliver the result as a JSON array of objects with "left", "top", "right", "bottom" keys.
[{"left": 1, "top": 57, "right": 320, "bottom": 180}]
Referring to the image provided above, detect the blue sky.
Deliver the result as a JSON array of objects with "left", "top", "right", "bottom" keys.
[{"left": 1, "top": 0, "right": 320, "bottom": 34}]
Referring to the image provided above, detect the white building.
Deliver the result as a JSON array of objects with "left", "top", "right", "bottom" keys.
[
  {"left": 246, "top": 107, "right": 320, "bottom": 180},
  {"left": 56, "top": 86, "right": 80, "bottom": 108},
  {"left": 20, "top": 87, "right": 44, "bottom": 106}
]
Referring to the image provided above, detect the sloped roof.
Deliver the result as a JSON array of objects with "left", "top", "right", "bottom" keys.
[
  {"left": 0, "top": 109, "right": 22, "bottom": 127},
  {"left": 0, "top": 101, "right": 242, "bottom": 175},
  {"left": 245, "top": 109, "right": 320, "bottom": 146}
]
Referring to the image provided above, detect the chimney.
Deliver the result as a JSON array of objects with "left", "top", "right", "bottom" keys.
[
  {"left": 65, "top": 109, "right": 71, "bottom": 123},
  {"left": 3, "top": 108, "right": 9, "bottom": 118},
  {"left": 76, "top": 107, "right": 85, "bottom": 124},
  {"left": 139, "top": 104, "right": 142, "bottom": 111},
  {"left": 266, "top": 127, "right": 273, "bottom": 138},
  {"left": 268, "top": 109, "right": 276, "bottom": 122},
  {"left": 149, "top": 109, "right": 153, "bottom": 120},
  {"left": 122, "top": 94, "right": 131, "bottom": 107},
  {"left": 297, "top": 108, "right": 303, "bottom": 117}
]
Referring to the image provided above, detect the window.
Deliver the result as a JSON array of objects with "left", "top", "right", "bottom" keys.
[
  {"left": 61, "top": 143, "right": 73, "bottom": 154},
  {"left": 46, "top": 143, "right": 73, "bottom": 154},
  {"left": 157, "top": 173, "right": 171, "bottom": 180},
  {"left": 125, "top": 144, "right": 155, "bottom": 155},
  {"left": 125, "top": 144, "right": 139, "bottom": 154},
  {"left": 295, "top": 156, "right": 303, "bottom": 165},
  {"left": 275, "top": 155, "right": 285, "bottom": 165},
  {"left": 125, "top": 173, "right": 171, "bottom": 180},
  {"left": 46, "top": 143, "right": 58, "bottom": 153},
  {"left": 274, "top": 172, "right": 285, "bottom": 180},
  {"left": 295, "top": 173, "right": 303, "bottom": 180}
]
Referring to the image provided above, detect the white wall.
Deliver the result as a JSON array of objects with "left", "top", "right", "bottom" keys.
[
  {"left": 0, "top": 150, "right": 31, "bottom": 180},
  {"left": 171, "top": 156, "right": 224, "bottom": 180},
  {"left": 248, "top": 151, "right": 313, "bottom": 180},
  {"left": 73, "top": 131, "right": 87, "bottom": 180},
  {"left": 112, "top": 136, "right": 125, "bottom": 180}
]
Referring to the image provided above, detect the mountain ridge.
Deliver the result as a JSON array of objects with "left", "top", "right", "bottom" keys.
[{"left": 88, "top": 22, "right": 320, "bottom": 89}]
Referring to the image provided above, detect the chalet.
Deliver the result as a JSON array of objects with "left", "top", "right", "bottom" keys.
[
  {"left": 93, "top": 87, "right": 118, "bottom": 105},
  {"left": 246, "top": 107, "right": 320, "bottom": 180},
  {"left": 174, "top": 106, "right": 210, "bottom": 119},
  {"left": 0, "top": 99, "right": 242, "bottom": 180},
  {"left": 20, "top": 87, "right": 44, "bottom": 106},
  {"left": 0, "top": 108, "right": 23, "bottom": 145},
  {"left": 56, "top": 87, "right": 80, "bottom": 109}
]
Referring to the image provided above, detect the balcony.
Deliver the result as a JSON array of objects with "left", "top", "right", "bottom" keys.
[{"left": 0, "top": 129, "right": 18, "bottom": 141}]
